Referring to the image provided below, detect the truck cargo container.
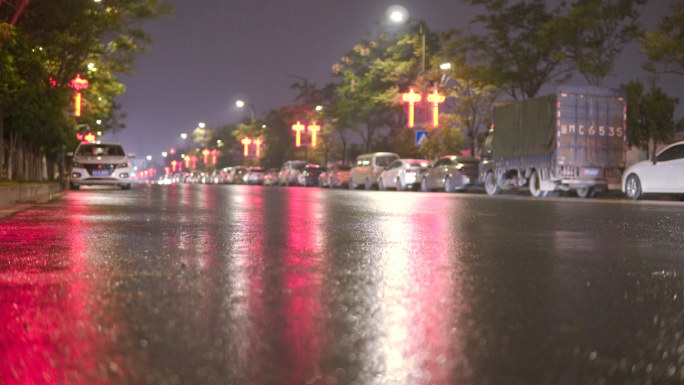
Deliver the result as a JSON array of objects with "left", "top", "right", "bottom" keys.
[{"left": 480, "top": 86, "right": 627, "bottom": 198}]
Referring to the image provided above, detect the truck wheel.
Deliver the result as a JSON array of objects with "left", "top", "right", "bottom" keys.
[
  {"left": 529, "top": 170, "right": 548, "bottom": 198},
  {"left": 484, "top": 171, "right": 500, "bottom": 196},
  {"left": 576, "top": 187, "right": 596, "bottom": 198},
  {"left": 625, "top": 174, "right": 642, "bottom": 200}
]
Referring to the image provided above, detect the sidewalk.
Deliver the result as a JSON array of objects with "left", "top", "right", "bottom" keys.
[{"left": 0, "top": 182, "right": 64, "bottom": 209}]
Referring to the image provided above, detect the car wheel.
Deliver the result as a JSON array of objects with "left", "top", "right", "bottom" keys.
[
  {"left": 379, "top": 178, "right": 386, "bottom": 191},
  {"left": 396, "top": 177, "right": 405, "bottom": 191},
  {"left": 69, "top": 182, "right": 80, "bottom": 191},
  {"left": 421, "top": 178, "right": 430, "bottom": 192},
  {"left": 121, "top": 184, "right": 132, "bottom": 190},
  {"left": 444, "top": 176, "right": 455, "bottom": 193},
  {"left": 484, "top": 171, "right": 500, "bottom": 195},
  {"left": 364, "top": 178, "right": 372, "bottom": 190},
  {"left": 529, "top": 169, "right": 548, "bottom": 198},
  {"left": 625, "top": 174, "right": 643, "bottom": 200},
  {"left": 576, "top": 187, "right": 596, "bottom": 198}
]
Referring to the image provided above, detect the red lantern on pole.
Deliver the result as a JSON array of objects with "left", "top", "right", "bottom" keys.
[
  {"left": 69, "top": 74, "right": 89, "bottom": 117},
  {"left": 401, "top": 88, "right": 421, "bottom": 128},
  {"left": 241, "top": 137, "right": 252, "bottom": 157},
  {"left": 253, "top": 138, "right": 263, "bottom": 157},
  {"left": 202, "top": 149, "right": 210, "bottom": 164},
  {"left": 427, "top": 89, "right": 445, "bottom": 128},
  {"left": 291, "top": 121, "right": 306, "bottom": 147},
  {"left": 307, "top": 122, "right": 321, "bottom": 148},
  {"left": 211, "top": 149, "right": 219, "bottom": 165}
]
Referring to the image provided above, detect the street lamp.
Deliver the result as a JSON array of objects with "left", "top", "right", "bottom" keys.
[
  {"left": 236, "top": 99, "right": 256, "bottom": 123},
  {"left": 180, "top": 132, "right": 188, "bottom": 140},
  {"left": 387, "top": 5, "right": 425, "bottom": 74}
]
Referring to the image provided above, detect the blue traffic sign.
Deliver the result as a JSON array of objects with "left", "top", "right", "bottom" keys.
[{"left": 415, "top": 130, "right": 428, "bottom": 147}]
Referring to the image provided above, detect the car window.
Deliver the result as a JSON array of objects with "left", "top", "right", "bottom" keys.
[
  {"left": 77, "top": 144, "right": 124, "bottom": 156},
  {"left": 375, "top": 155, "right": 398, "bottom": 167},
  {"left": 388, "top": 160, "right": 401, "bottom": 169},
  {"left": 292, "top": 162, "right": 307, "bottom": 170},
  {"left": 657, "top": 145, "right": 684, "bottom": 162},
  {"left": 434, "top": 159, "right": 445, "bottom": 167}
]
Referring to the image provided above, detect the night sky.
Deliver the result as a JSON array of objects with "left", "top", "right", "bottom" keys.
[{"left": 103, "top": 0, "right": 683, "bottom": 163}]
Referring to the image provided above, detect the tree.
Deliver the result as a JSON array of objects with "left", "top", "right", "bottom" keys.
[
  {"left": 641, "top": 0, "right": 684, "bottom": 76},
  {"left": 437, "top": 29, "right": 499, "bottom": 156},
  {"left": 1, "top": 0, "right": 170, "bottom": 181},
  {"left": 622, "top": 80, "right": 679, "bottom": 158},
  {"left": 552, "top": 0, "right": 645, "bottom": 85},
  {"left": 464, "top": 0, "right": 571, "bottom": 99}
]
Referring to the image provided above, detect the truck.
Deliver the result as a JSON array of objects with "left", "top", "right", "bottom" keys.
[{"left": 480, "top": 86, "right": 626, "bottom": 198}]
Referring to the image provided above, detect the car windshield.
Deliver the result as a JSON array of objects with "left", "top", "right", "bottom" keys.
[
  {"left": 406, "top": 160, "right": 429, "bottom": 168},
  {"left": 250, "top": 167, "right": 265, "bottom": 172},
  {"left": 77, "top": 144, "right": 125, "bottom": 156},
  {"left": 375, "top": 155, "right": 398, "bottom": 167},
  {"left": 292, "top": 162, "right": 307, "bottom": 170}
]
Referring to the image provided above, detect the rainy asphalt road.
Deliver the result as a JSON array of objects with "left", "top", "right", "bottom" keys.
[{"left": 1, "top": 184, "right": 683, "bottom": 385}]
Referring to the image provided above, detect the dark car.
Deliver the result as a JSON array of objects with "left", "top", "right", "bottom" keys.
[
  {"left": 298, "top": 164, "right": 325, "bottom": 187},
  {"left": 421, "top": 155, "right": 480, "bottom": 192}
]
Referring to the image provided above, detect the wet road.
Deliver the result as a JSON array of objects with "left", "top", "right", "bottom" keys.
[{"left": 1, "top": 184, "right": 683, "bottom": 385}]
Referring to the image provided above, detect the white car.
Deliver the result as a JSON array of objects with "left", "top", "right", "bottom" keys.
[
  {"left": 622, "top": 141, "right": 684, "bottom": 200},
  {"left": 69, "top": 142, "right": 134, "bottom": 190},
  {"left": 378, "top": 158, "right": 430, "bottom": 191}
]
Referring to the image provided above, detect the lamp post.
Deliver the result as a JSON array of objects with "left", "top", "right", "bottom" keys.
[
  {"left": 236, "top": 99, "right": 256, "bottom": 123},
  {"left": 387, "top": 5, "right": 425, "bottom": 74}
]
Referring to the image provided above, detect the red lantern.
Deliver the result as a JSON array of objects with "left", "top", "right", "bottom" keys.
[
  {"left": 291, "top": 121, "right": 306, "bottom": 147},
  {"left": 307, "top": 123, "right": 321, "bottom": 148},
  {"left": 427, "top": 89, "right": 445, "bottom": 128},
  {"left": 401, "top": 88, "right": 421, "bottom": 128}
]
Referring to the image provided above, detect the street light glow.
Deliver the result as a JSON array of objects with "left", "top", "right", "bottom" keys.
[
  {"left": 180, "top": 133, "right": 188, "bottom": 139},
  {"left": 315, "top": 105, "right": 323, "bottom": 111},
  {"left": 236, "top": 100, "right": 245, "bottom": 108},
  {"left": 387, "top": 5, "right": 408, "bottom": 24},
  {"left": 440, "top": 62, "right": 452, "bottom": 70},
  {"left": 198, "top": 122, "right": 206, "bottom": 129}
]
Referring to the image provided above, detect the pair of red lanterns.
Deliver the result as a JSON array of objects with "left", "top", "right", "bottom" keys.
[
  {"left": 291, "top": 122, "right": 321, "bottom": 148},
  {"left": 401, "top": 88, "right": 446, "bottom": 128}
]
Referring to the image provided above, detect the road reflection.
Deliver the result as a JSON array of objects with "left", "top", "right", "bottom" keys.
[
  {"left": 1, "top": 185, "right": 476, "bottom": 384},
  {"left": 0, "top": 193, "right": 128, "bottom": 384}
]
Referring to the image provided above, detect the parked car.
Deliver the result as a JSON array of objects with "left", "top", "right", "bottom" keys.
[
  {"left": 278, "top": 160, "right": 308, "bottom": 186},
  {"left": 263, "top": 168, "right": 280, "bottom": 186},
  {"left": 319, "top": 163, "right": 351, "bottom": 188},
  {"left": 298, "top": 164, "right": 325, "bottom": 187},
  {"left": 68, "top": 142, "right": 134, "bottom": 190},
  {"left": 349, "top": 152, "right": 399, "bottom": 190},
  {"left": 421, "top": 155, "right": 480, "bottom": 192},
  {"left": 622, "top": 141, "right": 684, "bottom": 200},
  {"left": 378, "top": 159, "right": 430, "bottom": 191},
  {"left": 227, "top": 166, "right": 248, "bottom": 184},
  {"left": 244, "top": 167, "right": 266, "bottom": 185}
]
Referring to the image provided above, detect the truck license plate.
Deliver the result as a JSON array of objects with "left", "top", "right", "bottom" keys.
[{"left": 583, "top": 168, "right": 599, "bottom": 176}]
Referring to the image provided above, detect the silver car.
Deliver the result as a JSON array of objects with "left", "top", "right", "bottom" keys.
[
  {"left": 378, "top": 159, "right": 430, "bottom": 191},
  {"left": 69, "top": 142, "right": 134, "bottom": 190},
  {"left": 421, "top": 155, "right": 480, "bottom": 193}
]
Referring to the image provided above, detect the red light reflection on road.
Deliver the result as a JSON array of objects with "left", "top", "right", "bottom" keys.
[
  {"left": 281, "top": 188, "right": 326, "bottom": 383},
  {"left": 0, "top": 195, "right": 127, "bottom": 384},
  {"left": 371, "top": 194, "right": 471, "bottom": 383}
]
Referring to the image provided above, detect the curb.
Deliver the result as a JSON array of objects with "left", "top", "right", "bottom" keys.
[{"left": 0, "top": 183, "right": 65, "bottom": 209}]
